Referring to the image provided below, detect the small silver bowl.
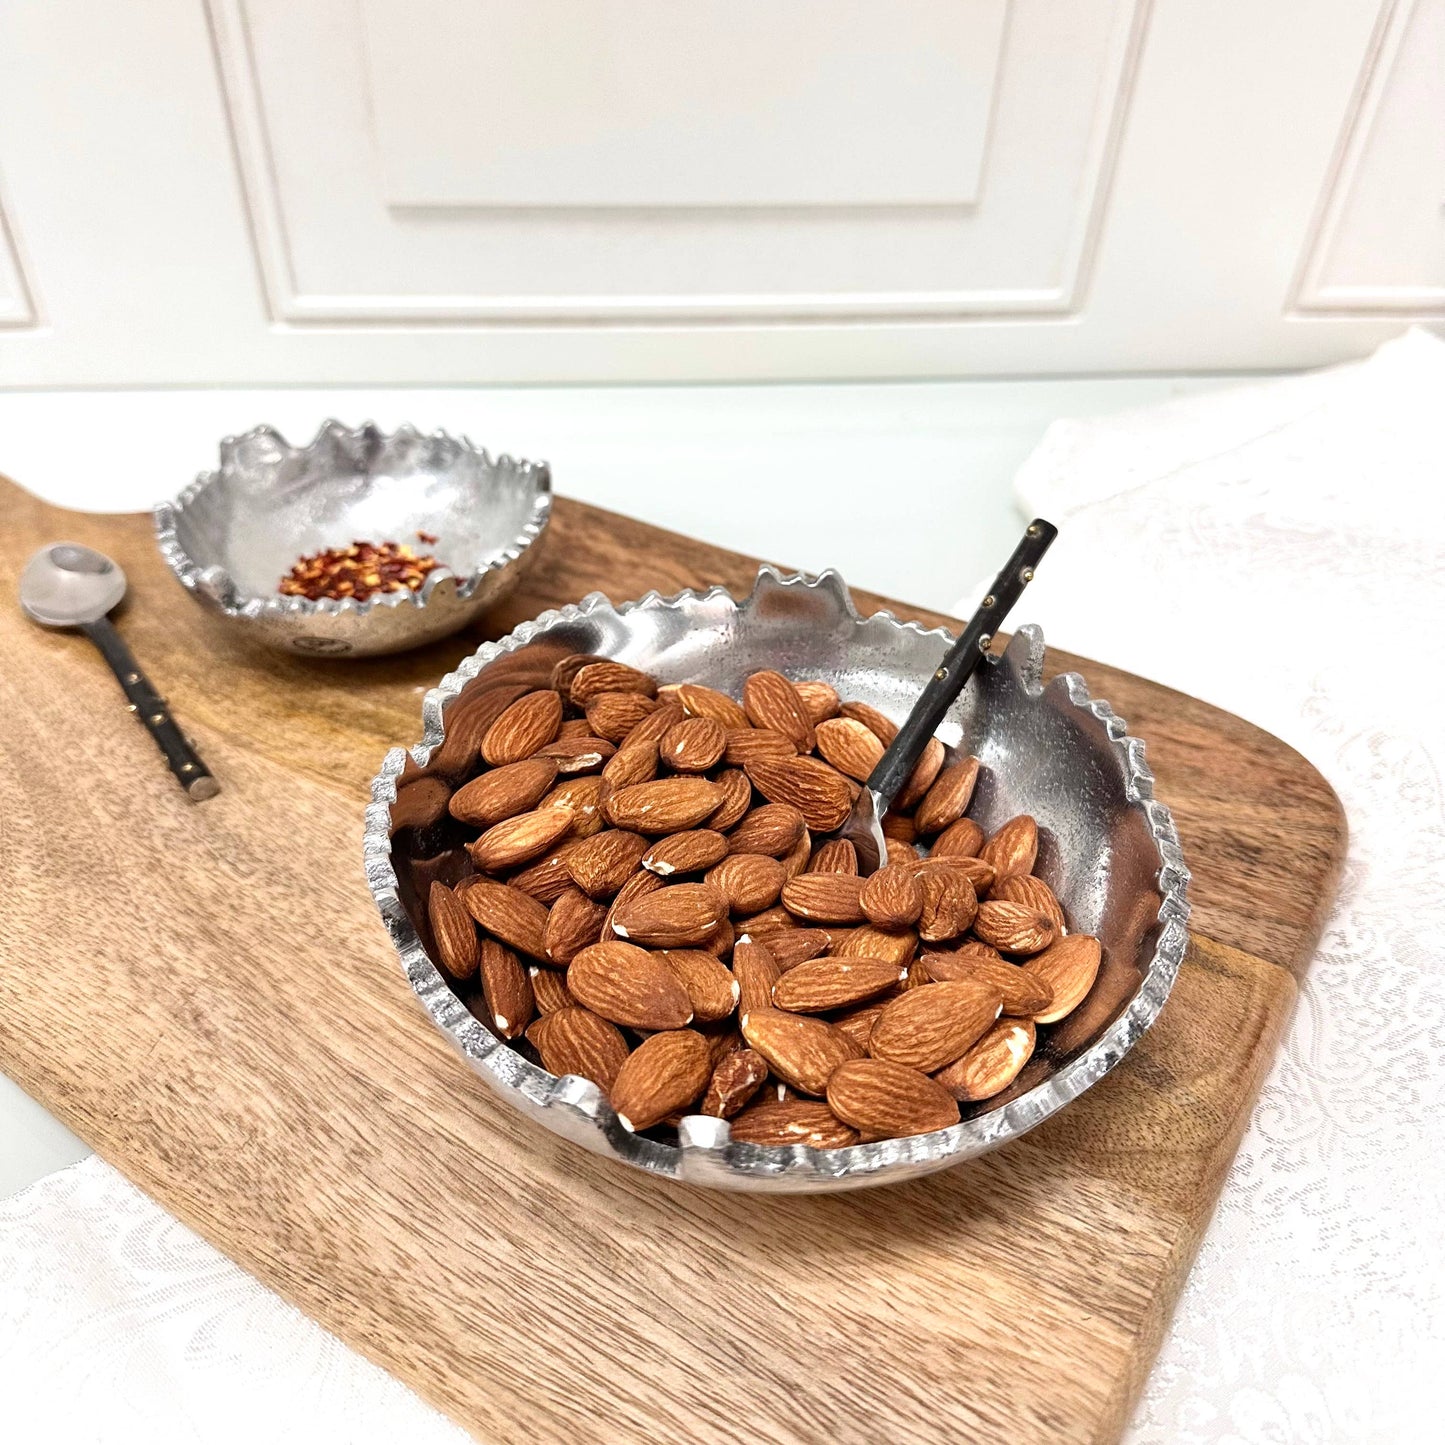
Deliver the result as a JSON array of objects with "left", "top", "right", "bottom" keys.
[
  {"left": 153, "top": 421, "right": 552, "bottom": 657},
  {"left": 365, "top": 569, "right": 1190, "bottom": 1192}
]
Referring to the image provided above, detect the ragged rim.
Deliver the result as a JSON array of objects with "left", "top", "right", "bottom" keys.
[
  {"left": 151, "top": 419, "right": 553, "bottom": 620},
  {"left": 363, "top": 569, "right": 1191, "bottom": 1191}
]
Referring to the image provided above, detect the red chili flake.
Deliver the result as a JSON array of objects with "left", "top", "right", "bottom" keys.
[
  {"left": 278, "top": 539, "right": 442, "bottom": 602},
  {"left": 416, "top": 530, "right": 439, "bottom": 545}
]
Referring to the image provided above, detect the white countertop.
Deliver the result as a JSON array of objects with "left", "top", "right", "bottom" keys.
[{"left": 0, "top": 371, "right": 1237, "bottom": 1190}]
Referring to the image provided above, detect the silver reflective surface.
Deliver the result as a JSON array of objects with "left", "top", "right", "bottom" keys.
[
  {"left": 153, "top": 421, "right": 552, "bottom": 657},
  {"left": 364, "top": 569, "right": 1190, "bottom": 1192}
]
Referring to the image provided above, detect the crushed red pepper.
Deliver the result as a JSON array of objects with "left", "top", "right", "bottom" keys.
[{"left": 278, "top": 539, "right": 442, "bottom": 602}]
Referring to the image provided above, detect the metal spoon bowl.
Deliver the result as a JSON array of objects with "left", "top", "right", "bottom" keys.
[{"left": 20, "top": 542, "right": 219, "bottom": 801}]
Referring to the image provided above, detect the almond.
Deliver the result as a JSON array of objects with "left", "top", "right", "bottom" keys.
[
  {"left": 838, "top": 700, "right": 898, "bottom": 746},
  {"left": 895, "top": 736, "right": 945, "bottom": 812},
  {"left": 642, "top": 829, "right": 729, "bottom": 877},
  {"left": 931, "top": 816, "right": 984, "bottom": 858},
  {"left": 727, "top": 802, "right": 807, "bottom": 858},
  {"left": 794, "top": 679, "right": 841, "bottom": 725},
  {"left": 979, "top": 814, "right": 1038, "bottom": 881},
  {"left": 826, "top": 1058, "right": 960, "bottom": 1137},
  {"left": 599, "top": 868, "right": 664, "bottom": 942},
  {"left": 991, "top": 873, "right": 1067, "bottom": 930},
  {"left": 567, "top": 941, "right": 693, "bottom": 1030},
  {"left": 723, "top": 728, "right": 796, "bottom": 769},
  {"left": 462, "top": 879, "right": 550, "bottom": 959},
  {"left": 675, "top": 682, "right": 749, "bottom": 732},
  {"left": 739, "top": 1007, "right": 861, "bottom": 1096},
  {"left": 603, "top": 777, "right": 723, "bottom": 834},
  {"left": 584, "top": 691, "right": 659, "bottom": 743},
  {"left": 600, "top": 737, "right": 659, "bottom": 789},
  {"left": 972, "top": 900, "right": 1057, "bottom": 955},
  {"left": 449, "top": 756, "right": 560, "bottom": 827},
  {"left": 778, "top": 828, "right": 813, "bottom": 882},
  {"left": 780, "top": 873, "right": 866, "bottom": 924},
  {"left": 622, "top": 701, "right": 688, "bottom": 750},
  {"left": 480, "top": 689, "right": 564, "bottom": 766},
  {"left": 935, "top": 1019, "right": 1037, "bottom": 1102},
  {"left": 1025, "top": 934, "right": 1102, "bottom": 1023},
  {"left": 509, "top": 837, "right": 587, "bottom": 904},
  {"left": 466, "top": 806, "right": 573, "bottom": 872},
  {"left": 661, "top": 949, "right": 740, "bottom": 1023},
  {"left": 730, "top": 939, "right": 782, "bottom": 1016},
  {"left": 707, "top": 768, "right": 754, "bottom": 831},
  {"left": 566, "top": 829, "right": 650, "bottom": 899},
  {"left": 830, "top": 924, "right": 918, "bottom": 969},
  {"left": 900, "top": 959, "right": 932, "bottom": 992},
  {"left": 705, "top": 851, "right": 785, "bottom": 914},
  {"left": 550, "top": 652, "right": 607, "bottom": 700},
  {"left": 700, "top": 916, "right": 735, "bottom": 959},
  {"left": 741, "top": 670, "right": 816, "bottom": 752},
  {"left": 733, "top": 903, "right": 798, "bottom": 940},
  {"left": 427, "top": 881, "right": 480, "bottom": 982},
  {"left": 430, "top": 682, "right": 528, "bottom": 779},
  {"left": 475, "top": 938, "right": 534, "bottom": 1039},
  {"left": 814, "top": 717, "right": 885, "bottom": 783},
  {"left": 528, "top": 966, "right": 576, "bottom": 1015},
  {"left": 920, "top": 950, "right": 1054, "bottom": 1015},
  {"left": 859, "top": 865, "right": 924, "bottom": 929},
  {"left": 916, "top": 853, "right": 994, "bottom": 893},
  {"left": 701, "top": 1047, "right": 769, "bottom": 1118},
  {"left": 538, "top": 775, "right": 606, "bottom": 837},
  {"left": 389, "top": 775, "right": 452, "bottom": 834},
  {"left": 916, "top": 867, "right": 978, "bottom": 942},
  {"left": 885, "top": 837, "right": 921, "bottom": 868},
  {"left": 772, "top": 956, "right": 904, "bottom": 1013},
  {"left": 568, "top": 660, "right": 658, "bottom": 706},
  {"left": 833, "top": 1002, "right": 886, "bottom": 1050},
  {"left": 914, "top": 757, "right": 980, "bottom": 835},
  {"left": 728, "top": 1099, "right": 858, "bottom": 1149},
  {"left": 882, "top": 812, "right": 917, "bottom": 843},
  {"left": 611, "top": 882, "right": 728, "bottom": 948},
  {"left": 611, "top": 1029, "right": 712, "bottom": 1132},
  {"left": 526, "top": 1006, "right": 629, "bottom": 1095},
  {"left": 543, "top": 886, "right": 608, "bottom": 966},
  {"left": 808, "top": 839, "right": 858, "bottom": 875},
  {"left": 868, "top": 979, "right": 1003, "bottom": 1071},
  {"left": 556, "top": 717, "right": 593, "bottom": 740},
  {"left": 744, "top": 755, "right": 852, "bottom": 832},
  {"left": 764, "top": 928, "right": 832, "bottom": 972},
  {"left": 536, "top": 734, "right": 616, "bottom": 775},
  {"left": 659, "top": 716, "right": 726, "bottom": 773}
]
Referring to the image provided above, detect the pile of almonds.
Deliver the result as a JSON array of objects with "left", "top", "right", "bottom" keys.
[{"left": 421, "top": 659, "right": 1102, "bottom": 1149}]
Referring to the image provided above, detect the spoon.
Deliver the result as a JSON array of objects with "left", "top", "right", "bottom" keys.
[
  {"left": 833, "top": 518, "right": 1057, "bottom": 872},
  {"left": 20, "top": 542, "right": 219, "bottom": 801}
]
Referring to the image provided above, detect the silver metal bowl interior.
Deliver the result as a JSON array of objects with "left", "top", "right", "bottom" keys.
[
  {"left": 153, "top": 420, "right": 552, "bottom": 657},
  {"left": 365, "top": 568, "right": 1190, "bottom": 1192}
]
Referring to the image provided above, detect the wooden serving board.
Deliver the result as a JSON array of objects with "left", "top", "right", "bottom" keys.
[{"left": 0, "top": 477, "right": 1344, "bottom": 1444}]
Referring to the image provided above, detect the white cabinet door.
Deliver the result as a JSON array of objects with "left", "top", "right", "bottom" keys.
[{"left": 0, "top": 0, "right": 1438, "bottom": 384}]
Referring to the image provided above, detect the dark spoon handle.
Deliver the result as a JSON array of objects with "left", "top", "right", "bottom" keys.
[
  {"left": 864, "top": 518, "right": 1058, "bottom": 809},
  {"left": 81, "top": 616, "right": 220, "bottom": 801}
]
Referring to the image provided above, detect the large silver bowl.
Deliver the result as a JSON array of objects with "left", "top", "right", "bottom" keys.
[
  {"left": 153, "top": 421, "right": 551, "bottom": 657},
  {"left": 364, "top": 569, "right": 1190, "bottom": 1192}
]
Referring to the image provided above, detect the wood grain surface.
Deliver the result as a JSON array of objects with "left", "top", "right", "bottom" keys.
[{"left": 0, "top": 480, "right": 1344, "bottom": 1444}]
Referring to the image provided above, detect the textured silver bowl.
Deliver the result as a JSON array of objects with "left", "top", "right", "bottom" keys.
[
  {"left": 153, "top": 421, "right": 551, "bottom": 657},
  {"left": 365, "top": 568, "right": 1190, "bottom": 1192}
]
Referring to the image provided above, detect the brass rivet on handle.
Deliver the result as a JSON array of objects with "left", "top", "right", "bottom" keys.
[{"left": 1020, "top": 567, "right": 1035, "bottom": 583}]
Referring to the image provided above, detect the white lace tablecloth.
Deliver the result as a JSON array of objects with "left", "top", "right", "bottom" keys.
[{"left": 4, "top": 333, "right": 1442, "bottom": 1442}]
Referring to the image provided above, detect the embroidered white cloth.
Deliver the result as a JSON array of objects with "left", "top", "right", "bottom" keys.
[
  {"left": 1002, "top": 327, "right": 1445, "bottom": 1444},
  {"left": 3, "top": 332, "right": 1442, "bottom": 1443}
]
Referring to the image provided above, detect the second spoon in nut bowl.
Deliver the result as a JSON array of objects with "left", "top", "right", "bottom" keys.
[{"left": 833, "top": 518, "right": 1057, "bottom": 873}]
